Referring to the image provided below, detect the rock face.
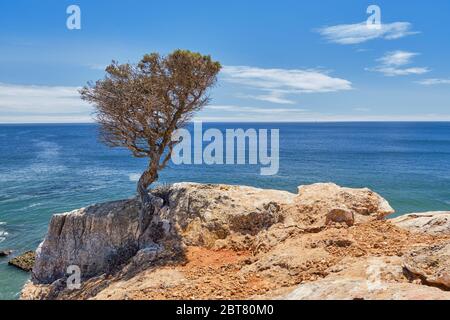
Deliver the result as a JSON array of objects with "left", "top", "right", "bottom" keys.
[
  {"left": 32, "top": 183, "right": 295, "bottom": 284},
  {"left": 33, "top": 199, "right": 142, "bottom": 284},
  {"left": 282, "top": 183, "right": 394, "bottom": 229},
  {"left": 162, "top": 183, "right": 295, "bottom": 246},
  {"left": 391, "top": 212, "right": 450, "bottom": 291},
  {"left": 404, "top": 243, "right": 450, "bottom": 289},
  {"left": 283, "top": 256, "right": 450, "bottom": 300},
  {"left": 22, "top": 182, "right": 450, "bottom": 300},
  {"left": 391, "top": 212, "right": 450, "bottom": 236}
]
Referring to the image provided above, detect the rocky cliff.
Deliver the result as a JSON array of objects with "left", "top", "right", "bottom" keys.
[{"left": 21, "top": 182, "right": 450, "bottom": 300}]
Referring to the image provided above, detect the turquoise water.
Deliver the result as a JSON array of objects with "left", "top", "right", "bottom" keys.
[{"left": 1, "top": 122, "right": 450, "bottom": 299}]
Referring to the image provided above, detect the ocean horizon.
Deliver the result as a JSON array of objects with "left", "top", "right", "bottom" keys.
[
  {"left": 1, "top": 121, "right": 450, "bottom": 299},
  {"left": 3, "top": 121, "right": 450, "bottom": 125}
]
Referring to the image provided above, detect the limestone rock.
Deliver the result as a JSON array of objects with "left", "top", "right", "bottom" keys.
[
  {"left": 23, "top": 182, "right": 418, "bottom": 300},
  {"left": 8, "top": 251, "right": 36, "bottom": 271},
  {"left": 404, "top": 243, "right": 450, "bottom": 289},
  {"left": 33, "top": 199, "right": 144, "bottom": 284},
  {"left": 282, "top": 183, "right": 394, "bottom": 229},
  {"left": 93, "top": 269, "right": 187, "bottom": 300},
  {"left": 163, "top": 183, "right": 295, "bottom": 246},
  {"left": 0, "top": 249, "right": 12, "bottom": 257},
  {"left": 284, "top": 278, "right": 450, "bottom": 300},
  {"left": 283, "top": 256, "right": 450, "bottom": 300},
  {"left": 326, "top": 208, "right": 354, "bottom": 227},
  {"left": 131, "top": 247, "right": 161, "bottom": 266},
  {"left": 21, "top": 281, "right": 53, "bottom": 300},
  {"left": 391, "top": 212, "right": 450, "bottom": 235},
  {"left": 119, "top": 245, "right": 163, "bottom": 275},
  {"left": 242, "top": 236, "right": 332, "bottom": 286},
  {"left": 31, "top": 183, "right": 296, "bottom": 285}
]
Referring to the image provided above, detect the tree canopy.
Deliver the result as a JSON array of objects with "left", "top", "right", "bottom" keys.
[{"left": 80, "top": 50, "right": 221, "bottom": 209}]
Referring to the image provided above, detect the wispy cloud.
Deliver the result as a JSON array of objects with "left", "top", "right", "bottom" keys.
[
  {"left": 417, "top": 78, "right": 450, "bottom": 85},
  {"left": 367, "top": 51, "right": 429, "bottom": 76},
  {"left": 370, "top": 66, "right": 429, "bottom": 76},
  {"left": 197, "top": 104, "right": 311, "bottom": 122},
  {"left": 0, "top": 83, "right": 91, "bottom": 123},
  {"left": 237, "top": 91, "right": 296, "bottom": 105},
  {"left": 377, "top": 50, "right": 418, "bottom": 66},
  {"left": 317, "top": 22, "right": 418, "bottom": 45},
  {"left": 206, "top": 105, "right": 308, "bottom": 114},
  {"left": 222, "top": 66, "right": 352, "bottom": 104}
]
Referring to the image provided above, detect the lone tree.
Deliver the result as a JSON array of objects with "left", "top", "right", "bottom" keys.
[{"left": 80, "top": 50, "right": 221, "bottom": 211}]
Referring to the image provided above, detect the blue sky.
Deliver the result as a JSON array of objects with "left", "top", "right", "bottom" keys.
[{"left": 1, "top": 0, "right": 450, "bottom": 122}]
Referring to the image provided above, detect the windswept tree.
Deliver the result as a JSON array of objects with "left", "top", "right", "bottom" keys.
[{"left": 80, "top": 50, "right": 221, "bottom": 212}]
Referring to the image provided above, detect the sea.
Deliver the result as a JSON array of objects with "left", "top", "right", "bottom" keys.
[{"left": 1, "top": 122, "right": 450, "bottom": 299}]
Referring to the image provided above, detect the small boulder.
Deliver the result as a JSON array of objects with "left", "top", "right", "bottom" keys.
[
  {"left": 123, "top": 245, "right": 163, "bottom": 273},
  {"left": 8, "top": 251, "right": 36, "bottom": 272},
  {"left": 403, "top": 243, "right": 450, "bottom": 289},
  {"left": 282, "top": 183, "right": 394, "bottom": 229},
  {"left": 0, "top": 250, "right": 12, "bottom": 257},
  {"left": 326, "top": 208, "right": 355, "bottom": 227},
  {"left": 391, "top": 212, "right": 450, "bottom": 236}
]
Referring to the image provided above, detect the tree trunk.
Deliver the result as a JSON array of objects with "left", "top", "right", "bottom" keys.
[
  {"left": 137, "top": 163, "right": 160, "bottom": 234},
  {"left": 137, "top": 168, "right": 157, "bottom": 206}
]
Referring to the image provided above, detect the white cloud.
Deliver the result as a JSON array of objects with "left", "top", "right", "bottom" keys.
[
  {"left": 222, "top": 66, "right": 352, "bottom": 104},
  {"left": 206, "top": 105, "right": 308, "bottom": 114},
  {"left": 377, "top": 50, "right": 418, "bottom": 66},
  {"left": 237, "top": 91, "right": 296, "bottom": 104},
  {"left": 0, "top": 83, "right": 92, "bottom": 123},
  {"left": 317, "top": 22, "right": 418, "bottom": 45},
  {"left": 417, "top": 78, "right": 450, "bottom": 85},
  {"left": 369, "top": 66, "right": 430, "bottom": 76},
  {"left": 199, "top": 104, "right": 310, "bottom": 121},
  {"left": 367, "top": 51, "right": 429, "bottom": 77}
]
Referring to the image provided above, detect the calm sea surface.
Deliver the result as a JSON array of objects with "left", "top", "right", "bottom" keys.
[{"left": 1, "top": 122, "right": 450, "bottom": 299}]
